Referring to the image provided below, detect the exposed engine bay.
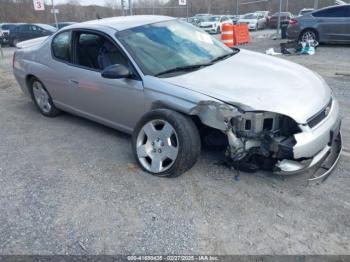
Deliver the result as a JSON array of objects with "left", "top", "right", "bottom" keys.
[{"left": 191, "top": 101, "right": 342, "bottom": 182}]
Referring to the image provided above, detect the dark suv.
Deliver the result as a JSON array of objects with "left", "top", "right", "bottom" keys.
[
  {"left": 287, "top": 5, "right": 350, "bottom": 43},
  {"left": 9, "top": 23, "right": 57, "bottom": 46}
]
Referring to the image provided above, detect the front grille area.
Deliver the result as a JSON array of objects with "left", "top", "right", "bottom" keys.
[
  {"left": 200, "top": 25, "right": 212, "bottom": 28},
  {"left": 308, "top": 98, "right": 333, "bottom": 128}
]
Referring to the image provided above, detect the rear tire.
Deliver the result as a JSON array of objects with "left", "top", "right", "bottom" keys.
[
  {"left": 132, "top": 109, "right": 201, "bottom": 178},
  {"left": 299, "top": 29, "right": 319, "bottom": 42},
  {"left": 29, "top": 77, "right": 61, "bottom": 117}
]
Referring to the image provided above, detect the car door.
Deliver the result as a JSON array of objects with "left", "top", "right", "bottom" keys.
[
  {"left": 18, "top": 25, "right": 30, "bottom": 41},
  {"left": 313, "top": 6, "right": 350, "bottom": 42},
  {"left": 64, "top": 30, "right": 144, "bottom": 132}
]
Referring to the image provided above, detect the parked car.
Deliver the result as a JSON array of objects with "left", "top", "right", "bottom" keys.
[
  {"left": 298, "top": 8, "right": 315, "bottom": 16},
  {"left": 9, "top": 23, "right": 57, "bottom": 46},
  {"left": 228, "top": 15, "right": 240, "bottom": 24},
  {"left": 52, "top": 22, "right": 76, "bottom": 29},
  {"left": 269, "top": 12, "right": 293, "bottom": 28},
  {"left": 12, "top": 16, "right": 341, "bottom": 179},
  {"left": 238, "top": 13, "right": 266, "bottom": 30},
  {"left": 194, "top": 13, "right": 212, "bottom": 18},
  {"left": 255, "top": 11, "right": 271, "bottom": 23},
  {"left": 288, "top": 5, "right": 350, "bottom": 43},
  {"left": 0, "top": 23, "right": 18, "bottom": 45},
  {"left": 199, "top": 15, "right": 232, "bottom": 34}
]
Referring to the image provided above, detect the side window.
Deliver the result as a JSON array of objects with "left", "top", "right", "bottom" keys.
[
  {"left": 313, "top": 6, "right": 346, "bottom": 17},
  {"left": 19, "top": 25, "right": 28, "bottom": 32},
  {"left": 52, "top": 31, "right": 71, "bottom": 62},
  {"left": 74, "top": 32, "right": 128, "bottom": 71}
]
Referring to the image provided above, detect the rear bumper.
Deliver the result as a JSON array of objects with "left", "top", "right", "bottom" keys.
[
  {"left": 286, "top": 25, "right": 300, "bottom": 40},
  {"left": 0, "top": 36, "right": 9, "bottom": 44}
]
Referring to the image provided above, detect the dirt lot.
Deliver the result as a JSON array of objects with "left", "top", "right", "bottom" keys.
[{"left": 0, "top": 31, "right": 350, "bottom": 255}]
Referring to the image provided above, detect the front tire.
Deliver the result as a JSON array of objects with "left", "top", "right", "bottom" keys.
[
  {"left": 132, "top": 109, "right": 201, "bottom": 178},
  {"left": 29, "top": 77, "right": 61, "bottom": 117}
]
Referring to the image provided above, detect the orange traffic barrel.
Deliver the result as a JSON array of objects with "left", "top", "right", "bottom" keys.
[{"left": 221, "top": 23, "right": 235, "bottom": 47}]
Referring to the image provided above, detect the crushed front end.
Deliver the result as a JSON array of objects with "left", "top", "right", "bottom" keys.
[{"left": 191, "top": 98, "right": 342, "bottom": 183}]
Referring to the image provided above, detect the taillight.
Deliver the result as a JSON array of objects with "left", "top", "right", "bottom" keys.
[{"left": 289, "top": 19, "right": 298, "bottom": 25}]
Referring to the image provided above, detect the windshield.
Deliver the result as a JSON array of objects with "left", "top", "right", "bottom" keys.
[
  {"left": 243, "top": 14, "right": 257, "bottom": 19},
  {"left": 272, "top": 12, "right": 290, "bottom": 17},
  {"left": 37, "top": 24, "right": 57, "bottom": 32},
  {"left": 209, "top": 16, "right": 220, "bottom": 22},
  {"left": 116, "top": 20, "right": 234, "bottom": 77}
]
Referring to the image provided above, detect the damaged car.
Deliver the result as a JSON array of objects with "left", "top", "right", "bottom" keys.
[{"left": 12, "top": 16, "right": 342, "bottom": 180}]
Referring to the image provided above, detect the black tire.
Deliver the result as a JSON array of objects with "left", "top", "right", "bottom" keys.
[
  {"left": 132, "top": 109, "right": 201, "bottom": 178},
  {"left": 29, "top": 77, "right": 61, "bottom": 117},
  {"left": 299, "top": 29, "right": 319, "bottom": 43}
]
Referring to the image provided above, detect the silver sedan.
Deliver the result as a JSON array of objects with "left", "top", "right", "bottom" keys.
[{"left": 13, "top": 16, "right": 341, "bottom": 180}]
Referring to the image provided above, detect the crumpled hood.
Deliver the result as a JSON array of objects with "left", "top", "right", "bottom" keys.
[{"left": 162, "top": 49, "right": 331, "bottom": 124}]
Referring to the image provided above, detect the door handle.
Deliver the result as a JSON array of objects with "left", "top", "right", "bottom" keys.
[{"left": 69, "top": 79, "right": 79, "bottom": 85}]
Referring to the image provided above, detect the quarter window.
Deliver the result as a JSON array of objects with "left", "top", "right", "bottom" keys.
[
  {"left": 52, "top": 31, "right": 71, "bottom": 62},
  {"left": 313, "top": 6, "right": 347, "bottom": 17}
]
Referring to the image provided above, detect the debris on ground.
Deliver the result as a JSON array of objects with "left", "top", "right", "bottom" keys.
[
  {"left": 266, "top": 47, "right": 281, "bottom": 56},
  {"left": 280, "top": 40, "right": 318, "bottom": 56},
  {"left": 127, "top": 163, "right": 139, "bottom": 172},
  {"left": 78, "top": 241, "right": 87, "bottom": 251},
  {"left": 335, "top": 72, "right": 350, "bottom": 77},
  {"left": 277, "top": 213, "right": 284, "bottom": 219}
]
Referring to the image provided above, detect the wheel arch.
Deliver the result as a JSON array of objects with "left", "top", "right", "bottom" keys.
[
  {"left": 299, "top": 27, "right": 319, "bottom": 41},
  {"left": 25, "top": 74, "right": 37, "bottom": 94}
]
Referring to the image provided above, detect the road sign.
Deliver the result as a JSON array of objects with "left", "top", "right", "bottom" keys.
[
  {"left": 179, "top": 0, "right": 187, "bottom": 6},
  {"left": 51, "top": 9, "right": 59, "bottom": 14},
  {"left": 33, "top": 0, "right": 45, "bottom": 11}
]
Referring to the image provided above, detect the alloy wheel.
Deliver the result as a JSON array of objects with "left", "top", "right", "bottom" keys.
[
  {"left": 32, "top": 81, "right": 52, "bottom": 114},
  {"left": 136, "top": 119, "right": 179, "bottom": 174},
  {"left": 301, "top": 31, "right": 316, "bottom": 42}
]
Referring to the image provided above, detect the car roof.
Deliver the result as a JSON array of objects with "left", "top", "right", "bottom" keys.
[{"left": 66, "top": 15, "right": 175, "bottom": 31}]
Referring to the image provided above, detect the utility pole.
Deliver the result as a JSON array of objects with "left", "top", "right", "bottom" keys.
[
  {"left": 51, "top": 0, "right": 58, "bottom": 29},
  {"left": 121, "top": 0, "right": 125, "bottom": 16},
  {"left": 152, "top": 0, "right": 155, "bottom": 15},
  {"left": 276, "top": 0, "right": 282, "bottom": 37},
  {"left": 314, "top": 0, "right": 319, "bottom": 9},
  {"left": 286, "top": 0, "right": 288, "bottom": 11},
  {"left": 128, "top": 0, "right": 133, "bottom": 15},
  {"left": 236, "top": 0, "right": 239, "bottom": 15},
  {"left": 208, "top": 0, "right": 211, "bottom": 14}
]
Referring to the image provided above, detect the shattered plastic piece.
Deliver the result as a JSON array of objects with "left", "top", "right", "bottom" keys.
[{"left": 266, "top": 48, "right": 281, "bottom": 56}]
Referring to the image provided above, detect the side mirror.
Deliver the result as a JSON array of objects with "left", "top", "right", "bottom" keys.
[{"left": 101, "top": 64, "right": 131, "bottom": 79}]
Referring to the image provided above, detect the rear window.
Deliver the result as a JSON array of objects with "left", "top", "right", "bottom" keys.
[
  {"left": 52, "top": 31, "right": 71, "bottom": 62},
  {"left": 313, "top": 6, "right": 348, "bottom": 17}
]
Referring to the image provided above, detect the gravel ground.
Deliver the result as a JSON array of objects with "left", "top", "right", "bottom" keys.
[{"left": 0, "top": 31, "right": 350, "bottom": 255}]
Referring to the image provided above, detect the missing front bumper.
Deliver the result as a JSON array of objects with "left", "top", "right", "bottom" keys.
[{"left": 274, "top": 132, "right": 342, "bottom": 183}]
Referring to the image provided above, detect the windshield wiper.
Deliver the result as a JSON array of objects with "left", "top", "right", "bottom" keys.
[
  {"left": 154, "top": 62, "right": 213, "bottom": 77},
  {"left": 210, "top": 49, "right": 239, "bottom": 64}
]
